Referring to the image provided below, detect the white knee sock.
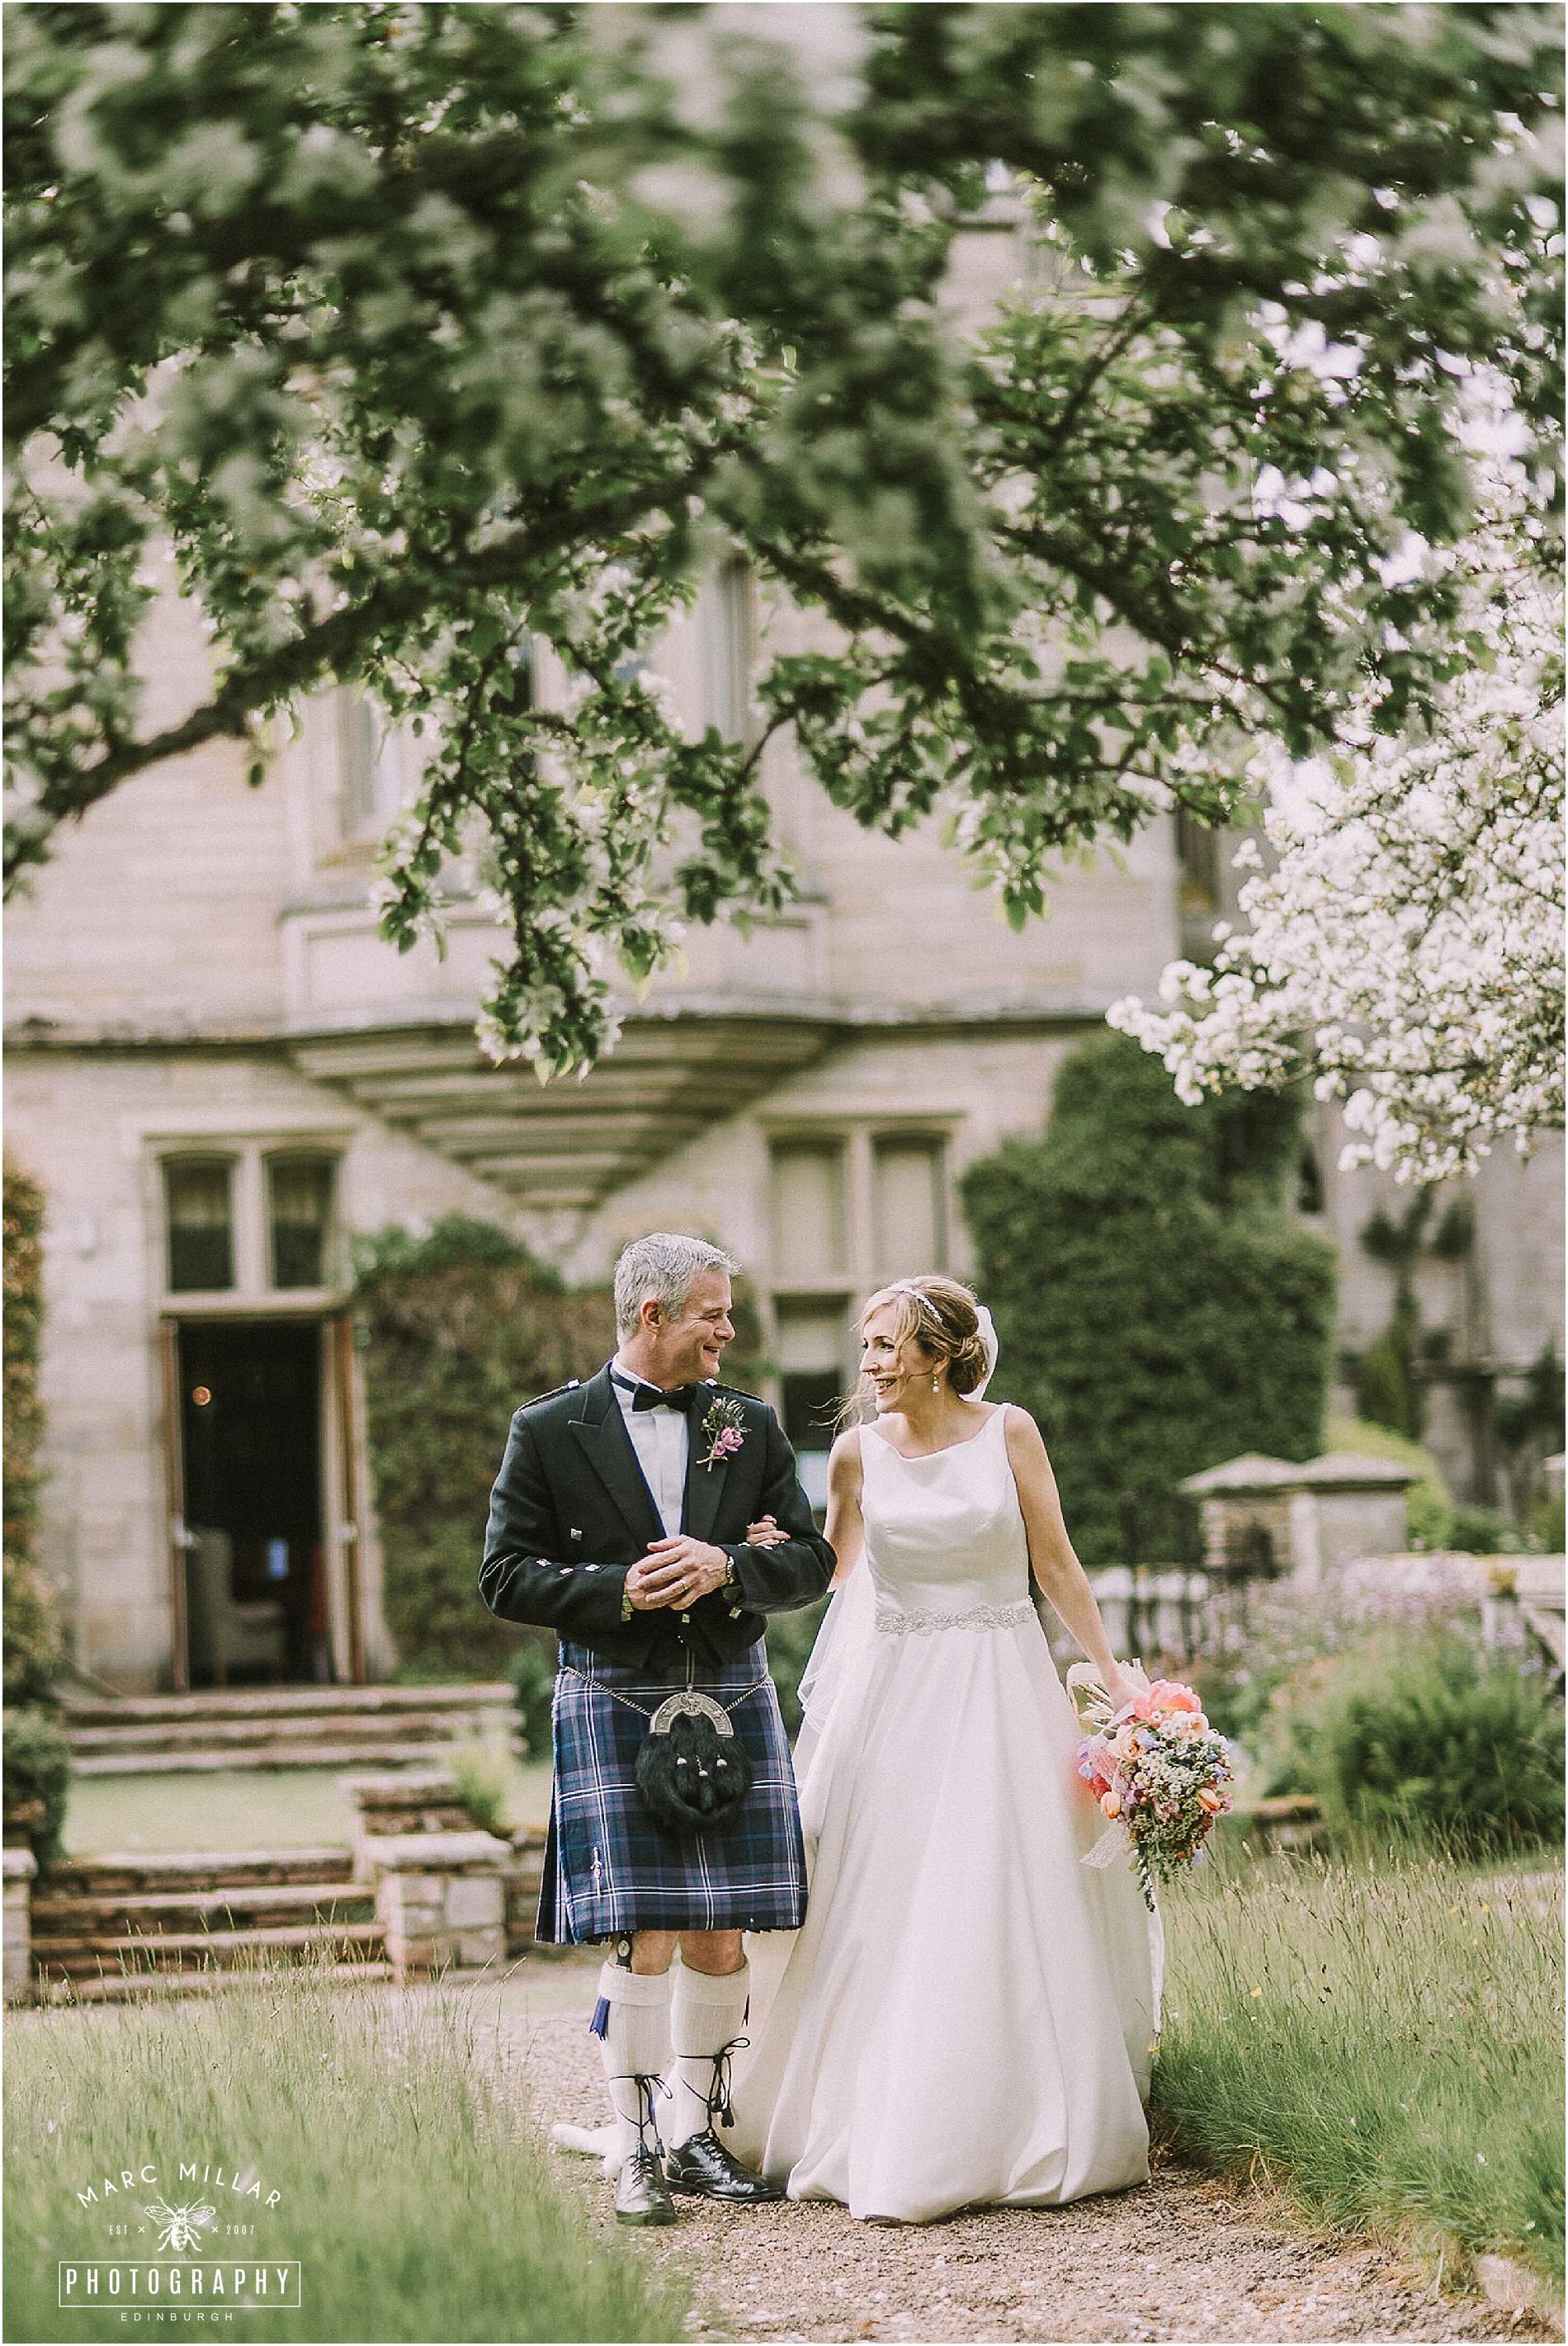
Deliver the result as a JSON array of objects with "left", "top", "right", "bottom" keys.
[
  {"left": 669, "top": 1961, "right": 751, "bottom": 2150},
  {"left": 591, "top": 1962, "right": 672, "bottom": 2169}
]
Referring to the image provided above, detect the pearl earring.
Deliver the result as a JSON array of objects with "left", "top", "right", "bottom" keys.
[{"left": 932, "top": 1375, "right": 940, "bottom": 1393}]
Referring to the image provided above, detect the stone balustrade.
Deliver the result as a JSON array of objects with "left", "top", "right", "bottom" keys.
[
  {"left": 4, "top": 1848, "right": 37, "bottom": 2004},
  {"left": 367, "top": 1832, "right": 509, "bottom": 1985},
  {"left": 339, "top": 1770, "right": 476, "bottom": 1882}
]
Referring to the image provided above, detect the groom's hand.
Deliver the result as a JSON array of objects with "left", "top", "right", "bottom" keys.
[{"left": 626, "top": 1536, "right": 734, "bottom": 1611}]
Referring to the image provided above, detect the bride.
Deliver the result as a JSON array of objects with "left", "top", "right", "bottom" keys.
[{"left": 727, "top": 1273, "right": 1159, "bottom": 2225}]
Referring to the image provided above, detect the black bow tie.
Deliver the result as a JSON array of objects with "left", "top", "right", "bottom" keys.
[{"left": 615, "top": 1374, "right": 701, "bottom": 1415}]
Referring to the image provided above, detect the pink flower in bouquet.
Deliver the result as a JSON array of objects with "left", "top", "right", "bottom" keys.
[
  {"left": 1070, "top": 1664, "right": 1237, "bottom": 1911},
  {"left": 1123, "top": 1678, "right": 1203, "bottom": 1721}
]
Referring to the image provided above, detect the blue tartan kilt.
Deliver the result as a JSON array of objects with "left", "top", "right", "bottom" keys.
[{"left": 538, "top": 1638, "right": 807, "bottom": 1943}]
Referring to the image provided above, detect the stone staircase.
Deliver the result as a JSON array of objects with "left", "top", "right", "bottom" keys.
[
  {"left": 60, "top": 1684, "right": 518, "bottom": 1776},
  {"left": 30, "top": 1849, "right": 389, "bottom": 2001}
]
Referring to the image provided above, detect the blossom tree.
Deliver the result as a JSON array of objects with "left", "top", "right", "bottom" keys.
[
  {"left": 1108, "top": 456, "right": 1564, "bottom": 1182},
  {"left": 7, "top": 2, "right": 1561, "bottom": 1076}
]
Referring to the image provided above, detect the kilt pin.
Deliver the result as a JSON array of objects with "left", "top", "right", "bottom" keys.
[{"left": 479, "top": 1362, "right": 834, "bottom": 1943}]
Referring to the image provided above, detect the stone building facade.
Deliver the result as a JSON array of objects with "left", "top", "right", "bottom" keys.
[
  {"left": 7, "top": 547, "right": 1196, "bottom": 1689},
  {"left": 8, "top": 217, "right": 1559, "bottom": 1696}
]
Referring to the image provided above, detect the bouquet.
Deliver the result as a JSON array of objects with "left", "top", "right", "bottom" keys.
[{"left": 1067, "top": 1662, "right": 1237, "bottom": 1911}]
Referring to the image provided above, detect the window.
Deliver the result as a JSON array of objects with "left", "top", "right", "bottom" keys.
[
  {"left": 703, "top": 561, "right": 755, "bottom": 742},
  {"left": 333, "top": 689, "right": 405, "bottom": 846},
  {"left": 267, "top": 1155, "right": 336, "bottom": 1289},
  {"left": 165, "top": 1160, "right": 236, "bottom": 1293},
  {"left": 1174, "top": 810, "right": 1220, "bottom": 910},
  {"left": 158, "top": 1142, "right": 345, "bottom": 1300},
  {"left": 771, "top": 1144, "right": 846, "bottom": 1282},
  {"left": 873, "top": 1140, "right": 945, "bottom": 1281},
  {"left": 774, "top": 1296, "right": 849, "bottom": 1513}
]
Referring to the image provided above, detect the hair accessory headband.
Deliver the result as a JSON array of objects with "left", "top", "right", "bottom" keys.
[{"left": 885, "top": 1280, "right": 944, "bottom": 1317}]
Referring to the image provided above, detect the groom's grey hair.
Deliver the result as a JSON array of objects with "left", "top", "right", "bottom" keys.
[{"left": 613, "top": 1233, "right": 739, "bottom": 1337}]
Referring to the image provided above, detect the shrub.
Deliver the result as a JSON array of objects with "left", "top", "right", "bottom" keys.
[
  {"left": 2, "top": 1706, "right": 71, "bottom": 1869},
  {"left": 1448, "top": 1504, "right": 1523, "bottom": 1555},
  {"left": 508, "top": 1632, "right": 560, "bottom": 1758},
  {"left": 451, "top": 1740, "right": 509, "bottom": 1838},
  {"left": 354, "top": 1218, "right": 616, "bottom": 1677},
  {"left": 357, "top": 1215, "right": 768, "bottom": 1681},
  {"left": 961, "top": 1032, "right": 1337, "bottom": 1570},
  {"left": 1301, "top": 1633, "right": 1565, "bottom": 1852},
  {"left": 763, "top": 1596, "right": 831, "bottom": 1736},
  {"left": 3, "top": 1164, "right": 61, "bottom": 1709}
]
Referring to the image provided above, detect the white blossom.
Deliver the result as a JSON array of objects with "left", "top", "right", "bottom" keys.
[{"left": 1110, "top": 478, "right": 1563, "bottom": 1182}]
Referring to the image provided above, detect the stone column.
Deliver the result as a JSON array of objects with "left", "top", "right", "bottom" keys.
[{"left": 3, "top": 1848, "right": 37, "bottom": 2004}]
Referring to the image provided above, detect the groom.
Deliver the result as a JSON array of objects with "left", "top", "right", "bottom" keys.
[{"left": 480, "top": 1232, "right": 834, "bottom": 2225}]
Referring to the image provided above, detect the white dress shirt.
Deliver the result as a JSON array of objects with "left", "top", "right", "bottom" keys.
[{"left": 611, "top": 1362, "right": 690, "bottom": 1540}]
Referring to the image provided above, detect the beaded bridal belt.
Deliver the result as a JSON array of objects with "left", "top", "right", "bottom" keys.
[{"left": 874, "top": 1598, "right": 1037, "bottom": 1636}]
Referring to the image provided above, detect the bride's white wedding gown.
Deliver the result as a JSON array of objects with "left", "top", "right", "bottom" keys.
[{"left": 729, "top": 1409, "right": 1159, "bottom": 2223}]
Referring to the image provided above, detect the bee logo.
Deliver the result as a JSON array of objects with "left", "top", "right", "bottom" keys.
[{"left": 145, "top": 2198, "right": 217, "bottom": 2254}]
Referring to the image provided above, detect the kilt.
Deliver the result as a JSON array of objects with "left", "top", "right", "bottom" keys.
[{"left": 538, "top": 1638, "right": 808, "bottom": 1943}]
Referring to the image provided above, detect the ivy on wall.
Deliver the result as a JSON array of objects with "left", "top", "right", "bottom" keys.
[
  {"left": 353, "top": 1219, "right": 616, "bottom": 1680},
  {"left": 961, "top": 1033, "right": 1338, "bottom": 1572},
  {"left": 3, "top": 1163, "right": 71, "bottom": 1866},
  {"left": 353, "top": 1217, "right": 768, "bottom": 1685}
]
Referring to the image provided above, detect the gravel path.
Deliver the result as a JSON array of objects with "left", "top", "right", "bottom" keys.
[{"left": 475, "top": 1963, "right": 1560, "bottom": 2346}]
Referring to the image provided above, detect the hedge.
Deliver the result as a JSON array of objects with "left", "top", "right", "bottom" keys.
[{"left": 961, "top": 1032, "right": 1337, "bottom": 1570}]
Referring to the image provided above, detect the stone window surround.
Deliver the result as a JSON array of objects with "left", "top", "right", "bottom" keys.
[
  {"left": 762, "top": 1116, "right": 959, "bottom": 1302},
  {"left": 143, "top": 1121, "right": 355, "bottom": 1311}
]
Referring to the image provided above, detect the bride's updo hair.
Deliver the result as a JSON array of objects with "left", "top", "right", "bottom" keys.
[{"left": 860, "top": 1275, "right": 989, "bottom": 1396}]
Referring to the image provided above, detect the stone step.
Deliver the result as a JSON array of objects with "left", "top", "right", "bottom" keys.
[
  {"left": 33, "top": 1882, "right": 375, "bottom": 1937},
  {"left": 61, "top": 1683, "right": 521, "bottom": 1773},
  {"left": 65, "top": 1707, "right": 471, "bottom": 1745},
  {"left": 34, "top": 1919, "right": 385, "bottom": 1981},
  {"left": 38, "top": 1960, "right": 397, "bottom": 2005},
  {"left": 61, "top": 1684, "right": 516, "bottom": 1727},
  {"left": 68, "top": 1716, "right": 468, "bottom": 1752},
  {"left": 71, "top": 1739, "right": 494, "bottom": 1777},
  {"left": 47, "top": 1848, "right": 354, "bottom": 1896}
]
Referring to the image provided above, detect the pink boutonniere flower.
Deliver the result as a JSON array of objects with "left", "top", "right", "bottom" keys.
[{"left": 697, "top": 1396, "right": 746, "bottom": 1470}]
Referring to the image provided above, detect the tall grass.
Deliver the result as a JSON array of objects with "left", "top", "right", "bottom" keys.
[
  {"left": 1155, "top": 1847, "right": 1566, "bottom": 2291},
  {"left": 4, "top": 1966, "right": 688, "bottom": 2344}
]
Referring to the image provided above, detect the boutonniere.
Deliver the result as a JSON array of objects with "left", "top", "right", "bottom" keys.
[{"left": 697, "top": 1395, "right": 746, "bottom": 1470}]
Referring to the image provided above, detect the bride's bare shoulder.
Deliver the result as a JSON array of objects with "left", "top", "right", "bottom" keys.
[
  {"left": 1000, "top": 1403, "right": 1046, "bottom": 1452},
  {"left": 825, "top": 1428, "right": 865, "bottom": 1515}
]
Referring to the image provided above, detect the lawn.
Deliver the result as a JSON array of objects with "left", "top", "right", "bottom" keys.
[
  {"left": 3, "top": 1963, "right": 685, "bottom": 2344},
  {"left": 1153, "top": 1843, "right": 1566, "bottom": 2295},
  {"left": 62, "top": 1757, "right": 556, "bottom": 1855}
]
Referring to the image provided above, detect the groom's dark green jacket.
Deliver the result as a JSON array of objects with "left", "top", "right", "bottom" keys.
[{"left": 479, "top": 1362, "right": 834, "bottom": 1672}]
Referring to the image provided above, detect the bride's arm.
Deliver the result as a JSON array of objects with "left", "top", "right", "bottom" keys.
[
  {"left": 1004, "top": 1407, "right": 1136, "bottom": 1709},
  {"left": 822, "top": 1431, "right": 865, "bottom": 1588}
]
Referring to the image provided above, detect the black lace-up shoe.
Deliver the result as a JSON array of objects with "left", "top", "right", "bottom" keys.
[
  {"left": 615, "top": 2149, "right": 678, "bottom": 2226},
  {"left": 664, "top": 2129, "right": 786, "bottom": 2203}
]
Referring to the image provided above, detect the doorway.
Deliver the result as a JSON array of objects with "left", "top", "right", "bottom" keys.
[{"left": 176, "top": 1319, "right": 329, "bottom": 1687}]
